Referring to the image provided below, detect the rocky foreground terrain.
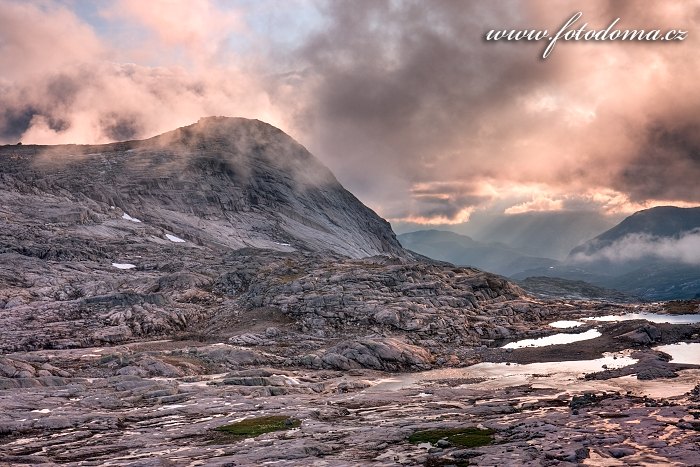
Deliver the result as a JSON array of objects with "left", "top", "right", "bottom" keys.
[{"left": 1, "top": 118, "right": 699, "bottom": 466}]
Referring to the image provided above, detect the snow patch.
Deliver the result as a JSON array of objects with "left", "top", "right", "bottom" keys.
[
  {"left": 165, "top": 234, "right": 186, "bottom": 243},
  {"left": 112, "top": 263, "right": 136, "bottom": 270},
  {"left": 31, "top": 409, "right": 51, "bottom": 414},
  {"left": 502, "top": 329, "right": 601, "bottom": 349},
  {"left": 122, "top": 213, "right": 142, "bottom": 223}
]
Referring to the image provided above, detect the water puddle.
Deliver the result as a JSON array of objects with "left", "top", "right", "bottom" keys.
[
  {"left": 548, "top": 320, "right": 584, "bottom": 328},
  {"left": 653, "top": 342, "right": 700, "bottom": 365},
  {"left": 585, "top": 312, "right": 700, "bottom": 324},
  {"left": 367, "top": 353, "right": 637, "bottom": 393},
  {"left": 502, "top": 329, "right": 601, "bottom": 349},
  {"left": 610, "top": 371, "right": 700, "bottom": 398}
]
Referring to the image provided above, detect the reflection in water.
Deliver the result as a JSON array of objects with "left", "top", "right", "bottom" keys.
[
  {"left": 365, "top": 352, "right": 700, "bottom": 398},
  {"left": 611, "top": 372, "right": 700, "bottom": 398},
  {"left": 368, "top": 353, "right": 637, "bottom": 392},
  {"left": 585, "top": 313, "right": 700, "bottom": 324},
  {"left": 502, "top": 329, "right": 601, "bottom": 349},
  {"left": 653, "top": 342, "right": 700, "bottom": 365}
]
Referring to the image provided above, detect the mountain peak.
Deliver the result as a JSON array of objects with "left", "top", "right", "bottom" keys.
[
  {"left": 165, "top": 116, "right": 288, "bottom": 147},
  {"left": 571, "top": 205, "right": 700, "bottom": 257},
  {"left": 0, "top": 117, "right": 405, "bottom": 259}
]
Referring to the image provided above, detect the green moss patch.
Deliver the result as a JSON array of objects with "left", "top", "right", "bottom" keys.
[
  {"left": 214, "top": 416, "right": 301, "bottom": 440},
  {"left": 408, "top": 427, "right": 494, "bottom": 448}
]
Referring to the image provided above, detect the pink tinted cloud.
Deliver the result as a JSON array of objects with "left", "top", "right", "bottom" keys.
[
  {"left": 1, "top": 0, "right": 699, "bottom": 224},
  {"left": 0, "top": 0, "right": 287, "bottom": 145},
  {"left": 0, "top": 1, "right": 104, "bottom": 81},
  {"left": 293, "top": 0, "right": 700, "bottom": 222},
  {"left": 102, "top": 0, "right": 246, "bottom": 63}
]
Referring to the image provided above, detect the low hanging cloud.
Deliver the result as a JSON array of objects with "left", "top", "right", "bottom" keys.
[
  {"left": 1, "top": 0, "right": 699, "bottom": 223},
  {"left": 0, "top": 62, "right": 282, "bottom": 144},
  {"left": 571, "top": 229, "right": 700, "bottom": 265},
  {"left": 0, "top": 1, "right": 287, "bottom": 145}
]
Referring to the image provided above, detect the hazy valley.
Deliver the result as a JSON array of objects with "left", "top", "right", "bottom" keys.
[{"left": 400, "top": 207, "right": 700, "bottom": 301}]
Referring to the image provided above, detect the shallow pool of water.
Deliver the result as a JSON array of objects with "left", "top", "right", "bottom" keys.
[
  {"left": 653, "top": 342, "right": 700, "bottom": 365},
  {"left": 502, "top": 329, "right": 601, "bottom": 349},
  {"left": 612, "top": 372, "right": 700, "bottom": 398},
  {"left": 367, "top": 353, "right": 637, "bottom": 393},
  {"left": 585, "top": 312, "right": 700, "bottom": 324}
]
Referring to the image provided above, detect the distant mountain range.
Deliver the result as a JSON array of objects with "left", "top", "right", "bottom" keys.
[
  {"left": 400, "top": 206, "right": 700, "bottom": 300},
  {"left": 395, "top": 210, "right": 618, "bottom": 260},
  {"left": 397, "top": 230, "right": 556, "bottom": 277},
  {"left": 465, "top": 210, "right": 618, "bottom": 259},
  {"left": 546, "top": 206, "right": 700, "bottom": 300},
  {"left": 570, "top": 206, "right": 700, "bottom": 261}
]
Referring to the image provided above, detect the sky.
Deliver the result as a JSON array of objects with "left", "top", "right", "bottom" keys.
[{"left": 1, "top": 0, "right": 699, "bottom": 233}]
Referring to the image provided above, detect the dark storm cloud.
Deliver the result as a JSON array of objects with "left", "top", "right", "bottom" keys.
[
  {"left": 295, "top": 0, "right": 549, "bottom": 177},
  {"left": 401, "top": 193, "right": 489, "bottom": 221},
  {"left": 400, "top": 181, "right": 492, "bottom": 221},
  {"left": 288, "top": 0, "right": 700, "bottom": 221},
  {"left": 99, "top": 112, "right": 144, "bottom": 141},
  {"left": 0, "top": 106, "right": 37, "bottom": 141},
  {"left": 615, "top": 122, "right": 700, "bottom": 203}
]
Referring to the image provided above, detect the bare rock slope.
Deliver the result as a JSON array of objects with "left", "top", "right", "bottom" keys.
[
  {"left": 0, "top": 116, "right": 403, "bottom": 259},
  {"left": 2, "top": 119, "right": 700, "bottom": 466},
  {"left": 0, "top": 117, "right": 529, "bottom": 357}
]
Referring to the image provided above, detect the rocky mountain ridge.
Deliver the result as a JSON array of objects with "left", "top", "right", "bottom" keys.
[
  {"left": 0, "top": 116, "right": 403, "bottom": 260},
  {"left": 0, "top": 117, "right": 536, "bottom": 359}
]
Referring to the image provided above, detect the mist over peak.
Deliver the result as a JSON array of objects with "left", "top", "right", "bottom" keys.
[
  {"left": 1, "top": 117, "right": 403, "bottom": 259},
  {"left": 569, "top": 206, "right": 700, "bottom": 266}
]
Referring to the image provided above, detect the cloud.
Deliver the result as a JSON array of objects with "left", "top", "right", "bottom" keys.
[
  {"left": 289, "top": 0, "right": 700, "bottom": 222},
  {"left": 505, "top": 197, "right": 565, "bottom": 215},
  {"left": 102, "top": 0, "right": 245, "bottom": 64},
  {"left": 614, "top": 122, "right": 700, "bottom": 203},
  {"left": 570, "top": 229, "right": 700, "bottom": 265},
  {"left": 383, "top": 181, "right": 492, "bottom": 224},
  {"left": 1, "top": 61, "right": 284, "bottom": 145},
  {"left": 0, "top": 0, "right": 699, "bottom": 223},
  {"left": 0, "top": 1, "right": 104, "bottom": 82},
  {"left": 0, "top": 0, "right": 287, "bottom": 145}
]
